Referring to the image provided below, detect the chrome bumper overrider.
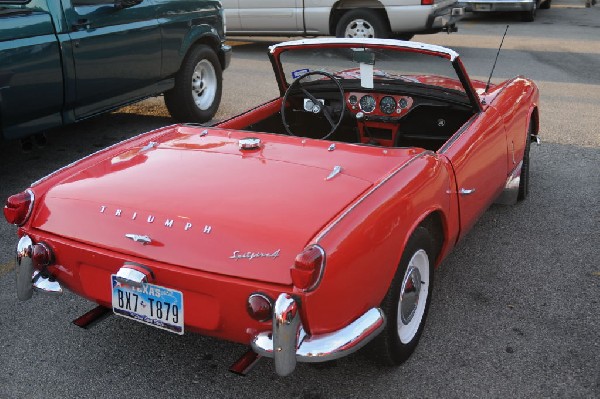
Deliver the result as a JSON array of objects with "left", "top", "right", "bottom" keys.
[
  {"left": 251, "top": 293, "right": 386, "bottom": 376},
  {"left": 16, "top": 235, "right": 62, "bottom": 301}
]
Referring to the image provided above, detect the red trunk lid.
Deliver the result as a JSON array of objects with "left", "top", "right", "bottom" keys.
[{"left": 33, "top": 127, "right": 419, "bottom": 284}]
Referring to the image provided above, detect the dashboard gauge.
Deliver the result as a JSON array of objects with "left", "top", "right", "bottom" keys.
[
  {"left": 398, "top": 97, "right": 408, "bottom": 109},
  {"left": 379, "top": 96, "right": 396, "bottom": 115},
  {"left": 359, "top": 95, "right": 376, "bottom": 113},
  {"left": 348, "top": 95, "right": 358, "bottom": 105}
]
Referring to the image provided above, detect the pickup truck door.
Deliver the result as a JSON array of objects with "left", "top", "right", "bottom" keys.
[
  {"left": 440, "top": 106, "right": 508, "bottom": 238},
  {"left": 221, "top": 0, "right": 241, "bottom": 31},
  {"left": 238, "top": 0, "right": 303, "bottom": 33},
  {"left": 0, "top": 0, "right": 63, "bottom": 139},
  {"left": 60, "top": 0, "right": 161, "bottom": 118}
]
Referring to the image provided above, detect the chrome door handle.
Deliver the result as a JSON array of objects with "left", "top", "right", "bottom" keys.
[{"left": 459, "top": 188, "right": 476, "bottom": 195}]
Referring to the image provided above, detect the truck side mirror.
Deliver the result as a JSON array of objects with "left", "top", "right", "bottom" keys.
[{"left": 114, "top": 0, "right": 143, "bottom": 10}]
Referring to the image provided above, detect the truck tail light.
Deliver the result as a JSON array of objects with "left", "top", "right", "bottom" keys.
[
  {"left": 4, "top": 190, "right": 34, "bottom": 226},
  {"left": 421, "top": 0, "right": 434, "bottom": 4},
  {"left": 291, "top": 245, "right": 325, "bottom": 291}
]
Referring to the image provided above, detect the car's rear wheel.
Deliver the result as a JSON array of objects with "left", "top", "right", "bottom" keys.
[
  {"left": 540, "top": 0, "right": 551, "bottom": 9},
  {"left": 164, "top": 45, "right": 222, "bottom": 123},
  {"left": 335, "top": 9, "right": 389, "bottom": 39},
  {"left": 368, "top": 227, "right": 435, "bottom": 365},
  {"left": 517, "top": 122, "right": 533, "bottom": 201}
]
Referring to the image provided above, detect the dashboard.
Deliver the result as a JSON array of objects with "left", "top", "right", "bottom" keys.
[
  {"left": 344, "top": 92, "right": 415, "bottom": 146},
  {"left": 346, "top": 92, "right": 414, "bottom": 118}
]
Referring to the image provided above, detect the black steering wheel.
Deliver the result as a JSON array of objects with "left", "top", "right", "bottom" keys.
[{"left": 281, "top": 71, "right": 345, "bottom": 140}]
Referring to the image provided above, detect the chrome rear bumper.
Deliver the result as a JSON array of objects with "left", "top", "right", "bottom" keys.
[
  {"left": 251, "top": 293, "right": 386, "bottom": 376},
  {"left": 16, "top": 235, "right": 62, "bottom": 301}
]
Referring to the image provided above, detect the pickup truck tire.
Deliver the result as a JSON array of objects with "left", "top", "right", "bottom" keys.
[
  {"left": 335, "top": 9, "right": 389, "bottom": 39},
  {"left": 164, "top": 45, "right": 222, "bottom": 123},
  {"left": 367, "top": 226, "right": 434, "bottom": 365}
]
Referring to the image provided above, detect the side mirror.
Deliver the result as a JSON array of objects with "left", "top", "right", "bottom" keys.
[{"left": 114, "top": 0, "right": 142, "bottom": 10}]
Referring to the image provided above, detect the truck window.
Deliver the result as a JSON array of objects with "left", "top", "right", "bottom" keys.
[
  {"left": 72, "top": 0, "right": 115, "bottom": 5},
  {"left": 0, "top": 0, "right": 46, "bottom": 13}
]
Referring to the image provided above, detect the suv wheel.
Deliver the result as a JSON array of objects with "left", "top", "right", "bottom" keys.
[{"left": 335, "top": 9, "right": 389, "bottom": 39}]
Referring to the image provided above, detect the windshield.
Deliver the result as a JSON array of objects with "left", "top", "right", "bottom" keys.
[{"left": 279, "top": 46, "right": 467, "bottom": 95}]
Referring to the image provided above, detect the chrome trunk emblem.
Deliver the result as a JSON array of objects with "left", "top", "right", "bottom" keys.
[
  {"left": 230, "top": 249, "right": 281, "bottom": 261},
  {"left": 326, "top": 165, "right": 343, "bottom": 181},
  {"left": 239, "top": 137, "right": 261, "bottom": 150},
  {"left": 125, "top": 234, "right": 152, "bottom": 245}
]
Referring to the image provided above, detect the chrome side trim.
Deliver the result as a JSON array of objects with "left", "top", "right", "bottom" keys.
[
  {"left": 315, "top": 152, "right": 427, "bottom": 243},
  {"left": 16, "top": 235, "right": 34, "bottom": 301},
  {"left": 495, "top": 160, "right": 522, "bottom": 205},
  {"left": 252, "top": 294, "right": 386, "bottom": 376}
]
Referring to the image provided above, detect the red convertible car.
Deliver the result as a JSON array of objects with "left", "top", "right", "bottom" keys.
[{"left": 5, "top": 38, "right": 540, "bottom": 377}]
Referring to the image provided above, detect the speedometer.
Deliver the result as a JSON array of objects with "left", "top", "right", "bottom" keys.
[
  {"left": 359, "top": 95, "right": 376, "bottom": 113},
  {"left": 379, "top": 96, "right": 396, "bottom": 115}
]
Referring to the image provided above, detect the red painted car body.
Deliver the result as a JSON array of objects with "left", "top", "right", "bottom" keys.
[{"left": 5, "top": 38, "right": 539, "bottom": 376}]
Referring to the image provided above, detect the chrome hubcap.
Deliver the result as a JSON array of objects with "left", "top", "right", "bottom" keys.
[
  {"left": 397, "top": 249, "right": 430, "bottom": 344},
  {"left": 191, "top": 60, "right": 217, "bottom": 110},
  {"left": 400, "top": 266, "right": 422, "bottom": 325},
  {"left": 344, "top": 19, "right": 375, "bottom": 38}
]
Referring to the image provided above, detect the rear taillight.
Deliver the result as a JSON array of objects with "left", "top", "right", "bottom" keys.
[
  {"left": 247, "top": 293, "right": 273, "bottom": 322},
  {"left": 290, "top": 245, "right": 325, "bottom": 291},
  {"left": 32, "top": 242, "right": 54, "bottom": 267},
  {"left": 421, "top": 0, "right": 434, "bottom": 4},
  {"left": 4, "top": 189, "right": 34, "bottom": 226}
]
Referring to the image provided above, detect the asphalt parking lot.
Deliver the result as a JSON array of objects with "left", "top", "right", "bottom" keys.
[{"left": 0, "top": 1, "right": 598, "bottom": 398}]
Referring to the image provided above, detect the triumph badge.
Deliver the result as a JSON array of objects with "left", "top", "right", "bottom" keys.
[{"left": 125, "top": 234, "right": 152, "bottom": 245}]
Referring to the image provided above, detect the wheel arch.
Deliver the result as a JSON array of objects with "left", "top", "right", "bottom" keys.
[
  {"left": 180, "top": 31, "right": 226, "bottom": 70},
  {"left": 329, "top": 1, "right": 391, "bottom": 36},
  {"left": 529, "top": 105, "right": 540, "bottom": 136}
]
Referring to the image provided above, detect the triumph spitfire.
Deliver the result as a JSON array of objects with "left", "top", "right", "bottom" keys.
[{"left": 4, "top": 38, "right": 540, "bottom": 376}]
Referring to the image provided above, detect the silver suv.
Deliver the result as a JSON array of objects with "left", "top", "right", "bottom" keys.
[{"left": 222, "top": 0, "right": 465, "bottom": 40}]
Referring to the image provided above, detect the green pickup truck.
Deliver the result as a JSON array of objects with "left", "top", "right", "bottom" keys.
[{"left": 0, "top": 0, "right": 231, "bottom": 141}]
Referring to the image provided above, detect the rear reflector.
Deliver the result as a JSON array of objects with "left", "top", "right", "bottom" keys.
[
  {"left": 247, "top": 293, "right": 273, "bottom": 322},
  {"left": 3, "top": 189, "right": 34, "bottom": 226},
  {"left": 32, "top": 242, "right": 54, "bottom": 267},
  {"left": 421, "top": 0, "right": 434, "bottom": 4},
  {"left": 290, "top": 245, "right": 325, "bottom": 291}
]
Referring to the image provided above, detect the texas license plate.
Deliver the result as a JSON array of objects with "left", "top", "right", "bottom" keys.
[{"left": 111, "top": 275, "right": 184, "bottom": 334}]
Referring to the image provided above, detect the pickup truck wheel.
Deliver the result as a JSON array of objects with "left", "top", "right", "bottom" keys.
[
  {"left": 335, "top": 9, "right": 389, "bottom": 39},
  {"left": 165, "top": 45, "right": 222, "bottom": 123},
  {"left": 368, "top": 226, "right": 434, "bottom": 365},
  {"left": 517, "top": 122, "right": 532, "bottom": 201}
]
